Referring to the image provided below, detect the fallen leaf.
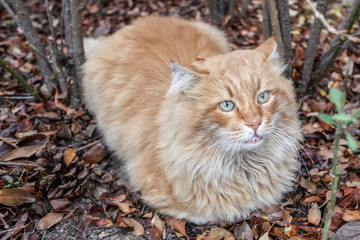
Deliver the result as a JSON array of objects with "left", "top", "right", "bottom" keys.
[
  {"left": 123, "top": 218, "right": 144, "bottom": 236},
  {"left": 149, "top": 225, "right": 162, "bottom": 240},
  {"left": 233, "top": 221, "right": 253, "bottom": 240},
  {"left": 1, "top": 144, "right": 45, "bottom": 161},
  {"left": 94, "top": 218, "right": 114, "bottom": 227},
  {"left": 308, "top": 203, "right": 321, "bottom": 225},
  {"left": 342, "top": 209, "right": 360, "bottom": 222},
  {"left": 258, "top": 231, "right": 269, "bottom": 240},
  {"left": 303, "top": 195, "right": 322, "bottom": 203},
  {"left": 300, "top": 177, "right": 317, "bottom": 194},
  {"left": 37, "top": 212, "right": 65, "bottom": 230},
  {"left": 166, "top": 217, "right": 188, "bottom": 238},
  {"left": 202, "top": 228, "right": 235, "bottom": 240},
  {"left": 82, "top": 142, "right": 107, "bottom": 164},
  {"left": 0, "top": 212, "right": 28, "bottom": 239},
  {"left": 150, "top": 214, "right": 165, "bottom": 240},
  {"left": 283, "top": 224, "right": 298, "bottom": 237},
  {"left": 50, "top": 198, "right": 71, "bottom": 211},
  {"left": 106, "top": 194, "right": 126, "bottom": 206},
  {"left": 0, "top": 188, "right": 35, "bottom": 206},
  {"left": 63, "top": 148, "right": 76, "bottom": 166}
]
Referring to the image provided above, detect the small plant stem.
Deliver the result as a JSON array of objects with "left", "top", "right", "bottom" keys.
[
  {"left": 0, "top": 57, "right": 42, "bottom": 101},
  {"left": 321, "top": 127, "right": 341, "bottom": 240}
]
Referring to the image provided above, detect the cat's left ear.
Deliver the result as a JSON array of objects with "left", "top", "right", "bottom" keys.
[
  {"left": 167, "top": 62, "right": 199, "bottom": 96},
  {"left": 256, "top": 37, "right": 281, "bottom": 63}
]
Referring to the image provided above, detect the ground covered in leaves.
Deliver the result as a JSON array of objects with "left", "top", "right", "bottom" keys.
[{"left": 0, "top": 0, "right": 360, "bottom": 239}]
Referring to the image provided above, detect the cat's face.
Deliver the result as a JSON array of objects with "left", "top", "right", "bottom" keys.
[{"left": 167, "top": 38, "right": 300, "bottom": 153}]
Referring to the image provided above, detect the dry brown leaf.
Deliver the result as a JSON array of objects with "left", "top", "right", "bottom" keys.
[
  {"left": 303, "top": 195, "right": 322, "bottom": 203},
  {"left": 283, "top": 224, "right": 298, "bottom": 237},
  {"left": 233, "top": 221, "right": 253, "bottom": 240},
  {"left": 63, "top": 148, "right": 76, "bottom": 166},
  {"left": 94, "top": 218, "right": 114, "bottom": 227},
  {"left": 0, "top": 213, "right": 28, "bottom": 239},
  {"left": 106, "top": 194, "right": 126, "bottom": 206},
  {"left": 118, "top": 202, "right": 130, "bottom": 213},
  {"left": 37, "top": 212, "right": 65, "bottom": 230},
  {"left": 166, "top": 217, "right": 188, "bottom": 238},
  {"left": 308, "top": 203, "right": 321, "bottom": 225},
  {"left": 0, "top": 188, "right": 35, "bottom": 206},
  {"left": 152, "top": 214, "right": 165, "bottom": 232},
  {"left": 202, "top": 228, "right": 235, "bottom": 240},
  {"left": 82, "top": 142, "right": 107, "bottom": 164},
  {"left": 299, "top": 177, "right": 317, "bottom": 194},
  {"left": 50, "top": 198, "right": 71, "bottom": 211},
  {"left": 342, "top": 209, "right": 360, "bottom": 222},
  {"left": 1, "top": 144, "right": 44, "bottom": 161},
  {"left": 123, "top": 218, "right": 144, "bottom": 236}
]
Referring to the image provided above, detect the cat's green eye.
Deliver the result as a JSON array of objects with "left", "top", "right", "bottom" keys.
[
  {"left": 257, "top": 92, "right": 270, "bottom": 104},
  {"left": 218, "top": 101, "right": 235, "bottom": 111}
]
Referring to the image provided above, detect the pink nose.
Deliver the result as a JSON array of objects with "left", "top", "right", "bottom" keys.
[{"left": 245, "top": 119, "right": 261, "bottom": 131}]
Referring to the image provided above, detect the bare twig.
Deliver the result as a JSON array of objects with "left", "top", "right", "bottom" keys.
[
  {"left": 275, "top": 0, "right": 292, "bottom": 79},
  {"left": 0, "top": 161, "right": 39, "bottom": 167},
  {"left": 312, "top": 0, "right": 360, "bottom": 87},
  {"left": 45, "top": 0, "right": 68, "bottom": 96},
  {"left": 0, "top": 57, "right": 42, "bottom": 100},
  {"left": 299, "top": 0, "right": 328, "bottom": 94},
  {"left": 75, "top": 139, "right": 102, "bottom": 153},
  {"left": 305, "top": 0, "right": 360, "bottom": 43},
  {"left": 317, "top": 0, "right": 360, "bottom": 71},
  {"left": 262, "top": 0, "right": 272, "bottom": 39},
  {"left": 240, "top": 0, "right": 251, "bottom": 18},
  {"left": 207, "top": 0, "right": 222, "bottom": 25},
  {"left": 2, "top": 0, "right": 55, "bottom": 94},
  {"left": 69, "top": 0, "right": 85, "bottom": 106},
  {"left": 267, "top": 0, "right": 285, "bottom": 58}
]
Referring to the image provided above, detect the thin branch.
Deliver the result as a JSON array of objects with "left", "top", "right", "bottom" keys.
[
  {"left": 267, "top": 0, "right": 285, "bottom": 59},
  {"left": 299, "top": 0, "right": 328, "bottom": 94},
  {"left": 0, "top": 161, "right": 39, "bottom": 167},
  {"left": 317, "top": 0, "right": 360, "bottom": 71},
  {"left": 321, "top": 125, "right": 340, "bottom": 239},
  {"left": 312, "top": 1, "right": 360, "bottom": 87},
  {"left": 240, "top": 0, "right": 251, "bottom": 18},
  {"left": 275, "top": 0, "right": 292, "bottom": 79},
  {"left": 68, "top": 0, "right": 85, "bottom": 107},
  {"left": 2, "top": 0, "right": 55, "bottom": 94},
  {"left": 262, "top": 0, "right": 272, "bottom": 39},
  {"left": 305, "top": 0, "right": 360, "bottom": 43},
  {"left": 0, "top": 57, "right": 42, "bottom": 100},
  {"left": 45, "top": 0, "right": 68, "bottom": 95}
]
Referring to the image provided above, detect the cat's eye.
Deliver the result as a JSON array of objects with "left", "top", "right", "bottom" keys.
[
  {"left": 257, "top": 92, "right": 270, "bottom": 104},
  {"left": 218, "top": 101, "right": 235, "bottom": 111}
]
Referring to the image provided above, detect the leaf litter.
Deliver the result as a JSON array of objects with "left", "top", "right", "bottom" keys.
[{"left": 0, "top": 0, "right": 359, "bottom": 239}]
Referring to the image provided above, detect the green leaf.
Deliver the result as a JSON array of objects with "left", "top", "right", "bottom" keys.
[
  {"left": 333, "top": 113, "right": 352, "bottom": 124},
  {"left": 353, "top": 108, "right": 360, "bottom": 119},
  {"left": 329, "top": 88, "right": 345, "bottom": 112},
  {"left": 318, "top": 114, "right": 336, "bottom": 126},
  {"left": 345, "top": 132, "right": 358, "bottom": 151}
]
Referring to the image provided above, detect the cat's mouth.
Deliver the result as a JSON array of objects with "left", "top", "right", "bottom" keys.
[{"left": 245, "top": 134, "right": 263, "bottom": 144}]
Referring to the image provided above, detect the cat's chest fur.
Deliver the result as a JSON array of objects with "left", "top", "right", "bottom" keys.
[{"left": 83, "top": 16, "right": 301, "bottom": 224}]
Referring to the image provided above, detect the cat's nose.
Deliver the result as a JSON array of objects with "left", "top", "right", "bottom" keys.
[{"left": 245, "top": 119, "right": 261, "bottom": 132}]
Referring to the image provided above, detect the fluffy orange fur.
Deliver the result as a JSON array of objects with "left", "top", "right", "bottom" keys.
[{"left": 83, "top": 16, "right": 301, "bottom": 224}]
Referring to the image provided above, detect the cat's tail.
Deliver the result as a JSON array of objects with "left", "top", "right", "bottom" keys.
[{"left": 83, "top": 37, "right": 104, "bottom": 58}]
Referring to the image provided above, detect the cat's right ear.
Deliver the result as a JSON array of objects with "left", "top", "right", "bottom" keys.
[
  {"left": 256, "top": 37, "right": 281, "bottom": 63},
  {"left": 167, "top": 62, "right": 199, "bottom": 96}
]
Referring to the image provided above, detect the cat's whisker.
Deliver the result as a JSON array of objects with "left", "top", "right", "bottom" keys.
[{"left": 271, "top": 128, "right": 309, "bottom": 176}]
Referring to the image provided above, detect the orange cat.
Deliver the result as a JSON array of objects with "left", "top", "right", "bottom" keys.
[{"left": 83, "top": 17, "right": 301, "bottom": 224}]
